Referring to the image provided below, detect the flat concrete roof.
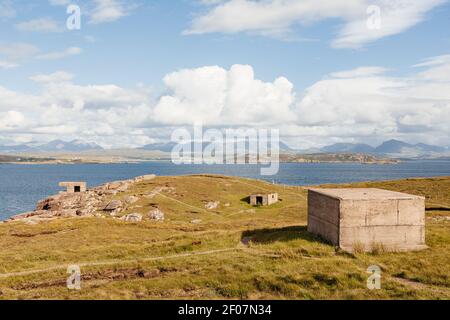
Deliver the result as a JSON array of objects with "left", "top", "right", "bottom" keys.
[{"left": 308, "top": 188, "right": 424, "bottom": 200}]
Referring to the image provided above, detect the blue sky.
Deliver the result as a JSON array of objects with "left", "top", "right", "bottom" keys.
[{"left": 1, "top": 0, "right": 450, "bottom": 148}]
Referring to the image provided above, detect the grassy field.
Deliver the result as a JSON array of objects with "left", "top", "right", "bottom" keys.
[{"left": 0, "top": 175, "right": 449, "bottom": 300}]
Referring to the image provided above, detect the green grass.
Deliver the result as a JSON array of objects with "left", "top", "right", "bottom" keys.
[{"left": 0, "top": 175, "right": 449, "bottom": 300}]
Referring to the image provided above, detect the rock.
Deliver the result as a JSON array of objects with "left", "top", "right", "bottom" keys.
[
  {"left": 205, "top": 201, "right": 220, "bottom": 210},
  {"left": 56, "top": 209, "right": 78, "bottom": 217},
  {"left": 103, "top": 200, "right": 122, "bottom": 211},
  {"left": 117, "top": 185, "right": 129, "bottom": 193},
  {"left": 124, "top": 195, "right": 139, "bottom": 204},
  {"left": 148, "top": 208, "right": 164, "bottom": 221},
  {"left": 106, "top": 182, "right": 122, "bottom": 190},
  {"left": 224, "top": 203, "right": 231, "bottom": 207},
  {"left": 191, "top": 219, "right": 202, "bottom": 224},
  {"left": 121, "top": 213, "right": 143, "bottom": 222}
]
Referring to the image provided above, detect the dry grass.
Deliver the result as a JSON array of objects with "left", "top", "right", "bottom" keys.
[{"left": 0, "top": 175, "right": 449, "bottom": 300}]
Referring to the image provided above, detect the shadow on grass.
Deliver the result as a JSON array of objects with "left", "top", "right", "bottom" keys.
[
  {"left": 240, "top": 196, "right": 251, "bottom": 204},
  {"left": 426, "top": 207, "right": 450, "bottom": 212},
  {"left": 241, "top": 226, "right": 330, "bottom": 245}
]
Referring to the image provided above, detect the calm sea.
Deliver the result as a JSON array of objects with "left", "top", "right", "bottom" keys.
[{"left": 1, "top": 160, "right": 449, "bottom": 220}]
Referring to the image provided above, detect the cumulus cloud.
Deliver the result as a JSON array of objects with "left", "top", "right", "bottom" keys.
[
  {"left": 292, "top": 57, "right": 450, "bottom": 147},
  {"left": 153, "top": 64, "right": 296, "bottom": 126},
  {"left": 1, "top": 57, "right": 450, "bottom": 148},
  {"left": 185, "top": 0, "right": 445, "bottom": 48},
  {"left": 0, "top": 73, "right": 154, "bottom": 148}
]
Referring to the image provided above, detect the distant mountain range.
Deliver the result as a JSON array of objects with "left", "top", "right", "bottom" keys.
[
  {"left": 319, "top": 140, "right": 448, "bottom": 158},
  {"left": 141, "top": 139, "right": 448, "bottom": 158},
  {"left": 0, "top": 140, "right": 103, "bottom": 153},
  {"left": 0, "top": 139, "right": 448, "bottom": 159},
  {"left": 140, "top": 141, "right": 294, "bottom": 153}
]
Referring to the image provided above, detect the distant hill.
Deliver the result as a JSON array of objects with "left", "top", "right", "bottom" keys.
[
  {"left": 321, "top": 143, "right": 375, "bottom": 153},
  {"left": 141, "top": 141, "right": 295, "bottom": 153},
  {"left": 0, "top": 139, "right": 103, "bottom": 153},
  {"left": 38, "top": 140, "right": 103, "bottom": 152},
  {"left": 140, "top": 142, "right": 178, "bottom": 153},
  {"left": 319, "top": 140, "right": 448, "bottom": 158},
  {"left": 374, "top": 139, "right": 413, "bottom": 153},
  {"left": 0, "top": 144, "right": 34, "bottom": 153},
  {"left": 374, "top": 139, "right": 447, "bottom": 157},
  {"left": 280, "top": 153, "right": 398, "bottom": 164}
]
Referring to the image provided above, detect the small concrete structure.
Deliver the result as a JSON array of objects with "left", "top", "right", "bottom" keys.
[
  {"left": 307, "top": 188, "right": 426, "bottom": 253},
  {"left": 250, "top": 193, "right": 279, "bottom": 206},
  {"left": 59, "top": 182, "right": 87, "bottom": 193}
]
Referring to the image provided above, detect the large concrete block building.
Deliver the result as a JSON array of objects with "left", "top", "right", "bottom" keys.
[{"left": 308, "top": 188, "right": 427, "bottom": 253}]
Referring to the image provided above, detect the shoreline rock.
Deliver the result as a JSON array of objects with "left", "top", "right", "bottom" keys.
[{"left": 4, "top": 174, "right": 156, "bottom": 224}]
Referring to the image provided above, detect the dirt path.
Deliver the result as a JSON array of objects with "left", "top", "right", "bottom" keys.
[
  {"left": 155, "top": 192, "right": 223, "bottom": 216},
  {"left": 0, "top": 248, "right": 239, "bottom": 279},
  {"left": 390, "top": 276, "right": 450, "bottom": 296}
]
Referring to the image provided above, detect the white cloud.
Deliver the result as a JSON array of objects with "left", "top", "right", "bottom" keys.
[
  {"left": 0, "top": 43, "right": 39, "bottom": 69},
  {"left": 333, "top": 0, "right": 446, "bottom": 48},
  {"left": 153, "top": 64, "right": 296, "bottom": 126},
  {"left": 29, "top": 71, "right": 74, "bottom": 84},
  {"left": 37, "top": 47, "right": 82, "bottom": 60},
  {"left": 329, "top": 67, "right": 389, "bottom": 78},
  {"left": 0, "top": 111, "right": 26, "bottom": 131},
  {"left": 185, "top": 0, "right": 445, "bottom": 48},
  {"left": 89, "top": 0, "right": 135, "bottom": 24},
  {"left": 15, "top": 18, "right": 61, "bottom": 33},
  {"left": 0, "top": 43, "right": 39, "bottom": 61},
  {"left": 413, "top": 54, "right": 450, "bottom": 82},
  {"left": 1, "top": 56, "right": 450, "bottom": 148},
  {"left": 0, "top": 72, "right": 154, "bottom": 148},
  {"left": 0, "top": 60, "right": 18, "bottom": 69},
  {"left": 293, "top": 56, "right": 450, "bottom": 147},
  {"left": 49, "top": 0, "right": 136, "bottom": 25}
]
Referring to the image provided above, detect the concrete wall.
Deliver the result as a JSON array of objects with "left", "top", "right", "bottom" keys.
[
  {"left": 307, "top": 191, "right": 340, "bottom": 245},
  {"left": 308, "top": 189, "right": 426, "bottom": 252}
]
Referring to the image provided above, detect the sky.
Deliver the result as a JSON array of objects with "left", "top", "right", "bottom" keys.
[{"left": 0, "top": 0, "right": 449, "bottom": 149}]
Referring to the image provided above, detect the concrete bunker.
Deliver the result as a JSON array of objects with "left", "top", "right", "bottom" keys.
[
  {"left": 250, "top": 193, "right": 279, "bottom": 206},
  {"left": 307, "top": 188, "right": 427, "bottom": 253},
  {"left": 59, "top": 182, "right": 87, "bottom": 193}
]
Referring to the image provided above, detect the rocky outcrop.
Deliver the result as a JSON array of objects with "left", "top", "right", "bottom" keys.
[
  {"left": 121, "top": 213, "right": 143, "bottom": 222},
  {"left": 5, "top": 174, "right": 157, "bottom": 224},
  {"left": 148, "top": 208, "right": 164, "bottom": 221},
  {"left": 205, "top": 201, "right": 220, "bottom": 210}
]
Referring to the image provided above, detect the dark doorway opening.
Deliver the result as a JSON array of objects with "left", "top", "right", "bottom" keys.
[
  {"left": 74, "top": 186, "right": 81, "bottom": 193},
  {"left": 256, "top": 196, "right": 263, "bottom": 206}
]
